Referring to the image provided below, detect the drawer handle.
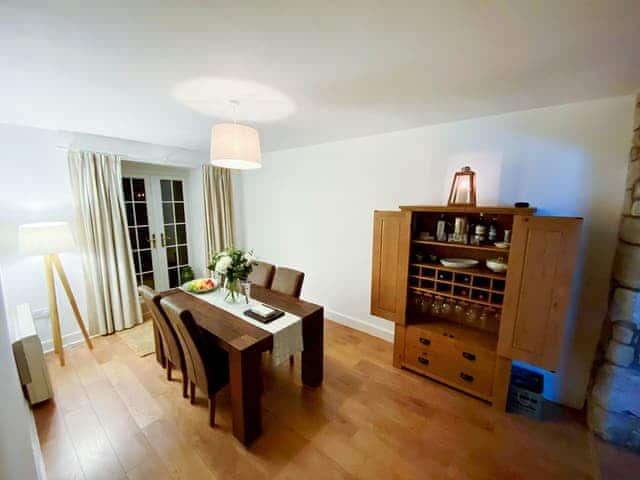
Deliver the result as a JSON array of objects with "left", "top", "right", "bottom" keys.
[
  {"left": 419, "top": 337, "right": 431, "bottom": 346},
  {"left": 418, "top": 356, "right": 430, "bottom": 365},
  {"left": 460, "top": 372, "right": 474, "bottom": 383},
  {"left": 462, "top": 352, "right": 476, "bottom": 361}
]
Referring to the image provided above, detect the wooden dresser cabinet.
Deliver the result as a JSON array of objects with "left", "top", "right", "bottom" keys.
[{"left": 370, "top": 206, "right": 582, "bottom": 409}]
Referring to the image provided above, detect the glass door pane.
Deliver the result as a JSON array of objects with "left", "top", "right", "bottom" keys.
[
  {"left": 160, "top": 179, "right": 190, "bottom": 288},
  {"left": 122, "top": 176, "right": 156, "bottom": 289}
]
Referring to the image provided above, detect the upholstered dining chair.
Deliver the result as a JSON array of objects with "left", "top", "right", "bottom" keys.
[
  {"left": 248, "top": 261, "right": 276, "bottom": 288},
  {"left": 160, "top": 295, "right": 230, "bottom": 427},
  {"left": 139, "top": 285, "right": 188, "bottom": 398},
  {"left": 271, "top": 267, "right": 305, "bottom": 298}
]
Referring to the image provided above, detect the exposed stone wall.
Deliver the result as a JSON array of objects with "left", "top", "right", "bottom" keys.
[{"left": 588, "top": 95, "right": 640, "bottom": 450}]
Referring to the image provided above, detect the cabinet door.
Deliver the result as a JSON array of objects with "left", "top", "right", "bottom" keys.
[
  {"left": 370, "top": 210, "right": 411, "bottom": 324},
  {"left": 498, "top": 216, "right": 582, "bottom": 371}
]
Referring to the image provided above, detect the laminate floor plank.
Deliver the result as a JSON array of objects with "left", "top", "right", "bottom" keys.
[{"left": 35, "top": 320, "right": 638, "bottom": 480}]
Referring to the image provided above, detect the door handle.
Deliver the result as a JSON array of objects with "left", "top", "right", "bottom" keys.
[
  {"left": 160, "top": 233, "right": 166, "bottom": 247},
  {"left": 151, "top": 234, "right": 157, "bottom": 248}
]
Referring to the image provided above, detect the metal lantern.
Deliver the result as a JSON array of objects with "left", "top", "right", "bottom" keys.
[{"left": 447, "top": 166, "right": 477, "bottom": 207}]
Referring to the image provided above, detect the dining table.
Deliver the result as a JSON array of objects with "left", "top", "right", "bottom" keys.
[{"left": 157, "top": 284, "right": 324, "bottom": 446}]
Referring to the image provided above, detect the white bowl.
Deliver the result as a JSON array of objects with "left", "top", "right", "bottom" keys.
[
  {"left": 440, "top": 258, "right": 479, "bottom": 269},
  {"left": 486, "top": 259, "right": 508, "bottom": 273},
  {"left": 494, "top": 242, "right": 511, "bottom": 249}
]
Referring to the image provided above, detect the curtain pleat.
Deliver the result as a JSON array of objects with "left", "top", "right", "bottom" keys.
[
  {"left": 203, "top": 166, "right": 235, "bottom": 264},
  {"left": 68, "top": 150, "right": 141, "bottom": 335}
]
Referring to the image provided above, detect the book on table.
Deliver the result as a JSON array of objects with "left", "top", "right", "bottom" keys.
[{"left": 244, "top": 304, "right": 285, "bottom": 323}]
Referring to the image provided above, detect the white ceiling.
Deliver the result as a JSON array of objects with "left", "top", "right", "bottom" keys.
[{"left": 1, "top": 1, "right": 639, "bottom": 153}]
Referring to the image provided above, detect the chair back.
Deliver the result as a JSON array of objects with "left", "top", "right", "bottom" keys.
[
  {"left": 271, "top": 267, "right": 304, "bottom": 298},
  {"left": 248, "top": 261, "right": 275, "bottom": 288},
  {"left": 160, "top": 295, "right": 229, "bottom": 395},
  {"left": 138, "top": 285, "right": 183, "bottom": 369}
]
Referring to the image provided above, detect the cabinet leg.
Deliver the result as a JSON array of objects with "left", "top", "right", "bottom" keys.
[{"left": 492, "top": 356, "right": 512, "bottom": 411}]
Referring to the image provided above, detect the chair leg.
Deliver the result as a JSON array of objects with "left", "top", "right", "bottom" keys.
[
  {"left": 208, "top": 395, "right": 216, "bottom": 427},
  {"left": 289, "top": 354, "right": 294, "bottom": 366},
  {"left": 182, "top": 373, "right": 188, "bottom": 399},
  {"left": 167, "top": 363, "right": 172, "bottom": 381},
  {"left": 190, "top": 382, "right": 196, "bottom": 404}
]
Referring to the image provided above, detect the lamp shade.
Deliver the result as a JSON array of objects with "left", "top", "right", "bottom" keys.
[
  {"left": 18, "top": 222, "right": 74, "bottom": 255},
  {"left": 210, "top": 123, "right": 262, "bottom": 170}
]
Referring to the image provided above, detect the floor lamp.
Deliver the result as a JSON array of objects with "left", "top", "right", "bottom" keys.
[{"left": 19, "top": 222, "right": 93, "bottom": 366}]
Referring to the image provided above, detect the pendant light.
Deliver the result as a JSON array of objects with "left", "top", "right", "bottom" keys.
[{"left": 210, "top": 100, "right": 262, "bottom": 170}]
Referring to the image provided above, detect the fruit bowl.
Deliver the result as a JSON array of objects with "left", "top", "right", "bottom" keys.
[{"left": 182, "top": 278, "right": 217, "bottom": 294}]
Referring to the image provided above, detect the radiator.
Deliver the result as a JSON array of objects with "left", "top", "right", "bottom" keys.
[{"left": 12, "top": 303, "right": 53, "bottom": 404}]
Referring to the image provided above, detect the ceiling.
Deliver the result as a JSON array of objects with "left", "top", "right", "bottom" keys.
[{"left": 1, "top": 1, "right": 639, "bottom": 153}]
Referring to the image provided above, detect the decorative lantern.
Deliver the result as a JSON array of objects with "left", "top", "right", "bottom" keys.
[{"left": 447, "top": 166, "right": 477, "bottom": 207}]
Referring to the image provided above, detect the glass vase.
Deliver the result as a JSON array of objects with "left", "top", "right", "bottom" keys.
[{"left": 224, "top": 278, "right": 242, "bottom": 303}]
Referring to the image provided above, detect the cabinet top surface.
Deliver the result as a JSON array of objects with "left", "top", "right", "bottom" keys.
[{"left": 398, "top": 205, "right": 536, "bottom": 215}]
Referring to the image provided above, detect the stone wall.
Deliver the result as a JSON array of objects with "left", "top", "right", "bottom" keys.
[{"left": 588, "top": 94, "right": 640, "bottom": 450}]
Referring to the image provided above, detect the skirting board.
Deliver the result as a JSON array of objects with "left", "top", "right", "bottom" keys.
[
  {"left": 325, "top": 309, "right": 394, "bottom": 342},
  {"left": 41, "top": 330, "right": 89, "bottom": 353}
]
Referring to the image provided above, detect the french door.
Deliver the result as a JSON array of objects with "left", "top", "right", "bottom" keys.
[{"left": 122, "top": 175, "right": 191, "bottom": 290}]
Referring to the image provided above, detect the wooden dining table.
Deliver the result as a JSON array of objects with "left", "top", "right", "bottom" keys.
[{"left": 157, "top": 285, "right": 324, "bottom": 446}]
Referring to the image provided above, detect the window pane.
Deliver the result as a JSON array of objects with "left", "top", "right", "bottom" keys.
[
  {"left": 164, "top": 225, "right": 176, "bottom": 246},
  {"left": 172, "top": 181, "right": 184, "bottom": 201},
  {"left": 128, "top": 227, "right": 138, "bottom": 250},
  {"left": 174, "top": 202, "right": 185, "bottom": 223},
  {"left": 140, "top": 250, "right": 153, "bottom": 272},
  {"left": 138, "top": 227, "right": 150, "bottom": 249},
  {"left": 167, "top": 246, "right": 177, "bottom": 267},
  {"left": 132, "top": 178, "right": 146, "bottom": 201},
  {"left": 178, "top": 245, "right": 189, "bottom": 265},
  {"left": 162, "top": 202, "right": 174, "bottom": 224},
  {"left": 122, "top": 178, "right": 132, "bottom": 201},
  {"left": 134, "top": 253, "right": 142, "bottom": 273},
  {"left": 176, "top": 224, "right": 187, "bottom": 245},
  {"left": 142, "top": 272, "right": 154, "bottom": 289},
  {"left": 125, "top": 203, "right": 134, "bottom": 225},
  {"left": 161, "top": 180, "right": 172, "bottom": 201},
  {"left": 168, "top": 268, "right": 179, "bottom": 288},
  {"left": 134, "top": 204, "right": 148, "bottom": 226}
]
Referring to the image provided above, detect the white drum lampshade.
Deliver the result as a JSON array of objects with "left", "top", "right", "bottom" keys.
[
  {"left": 18, "top": 222, "right": 75, "bottom": 255},
  {"left": 210, "top": 123, "right": 262, "bottom": 170}
]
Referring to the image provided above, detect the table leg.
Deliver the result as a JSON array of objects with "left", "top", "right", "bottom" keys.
[
  {"left": 229, "top": 347, "right": 263, "bottom": 445},
  {"left": 301, "top": 309, "right": 324, "bottom": 387}
]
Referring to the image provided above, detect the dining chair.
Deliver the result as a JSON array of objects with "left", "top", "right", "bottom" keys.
[
  {"left": 271, "top": 267, "right": 305, "bottom": 298},
  {"left": 248, "top": 261, "right": 276, "bottom": 288},
  {"left": 160, "top": 295, "right": 230, "bottom": 427},
  {"left": 138, "top": 286, "right": 188, "bottom": 398}
]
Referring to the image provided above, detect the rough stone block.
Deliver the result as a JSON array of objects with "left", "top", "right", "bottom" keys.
[
  {"left": 612, "top": 322, "right": 636, "bottom": 344},
  {"left": 605, "top": 340, "right": 636, "bottom": 367},
  {"left": 611, "top": 287, "right": 640, "bottom": 326},
  {"left": 592, "top": 363, "right": 640, "bottom": 415},
  {"left": 627, "top": 159, "right": 640, "bottom": 189},
  {"left": 613, "top": 243, "right": 640, "bottom": 289},
  {"left": 632, "top": 201, "right": 640, "bottom": 217},
  {"left": 588, "top": 402, "right": 640, "bottom": 451},
  {"left": 620, "top": 217, "right": 640, "bottom": 244},
  {"left": 632, "top": 146, "right": 640, "bottom": 163},
  {"left": 623, "top": 190, "right": 633, "bottom": 215}
]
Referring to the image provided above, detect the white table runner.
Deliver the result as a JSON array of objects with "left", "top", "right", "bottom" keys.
[{"left": 183, "top": 288, "right": 303, "bottom": 366}]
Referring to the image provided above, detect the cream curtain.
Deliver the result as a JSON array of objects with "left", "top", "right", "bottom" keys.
[
  {"left": 68, "top": 150, "right": 141, "bottom": 335},
  {"left": 203, "top": 165, "right": 235, "bottom": 262}
]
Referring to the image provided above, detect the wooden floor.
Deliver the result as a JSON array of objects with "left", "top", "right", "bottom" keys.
[{"left": 34, "top": 320, "right": 633, "bottom": 479}]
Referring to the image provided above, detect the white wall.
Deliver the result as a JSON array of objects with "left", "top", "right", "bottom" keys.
[
  {"left": 237, "top": 95, "right": 635, "bottom": 409},
  {"left": 0, "top": 273, "right": 45, "bottom": 480},
  {"left": 0, "top": 124, "right": 208, "bottom": 349}
]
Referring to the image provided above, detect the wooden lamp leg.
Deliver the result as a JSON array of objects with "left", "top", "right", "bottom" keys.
[
  {"left": 44, "top": 254, "right": 65, "bottom": 366},
  {"left": 51, "top": 253, "right": 93, "bottom": 350}
]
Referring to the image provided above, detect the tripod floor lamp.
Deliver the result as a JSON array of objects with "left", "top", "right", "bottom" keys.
[{"left": 19, "top": 222, "right": 93, "bottom": 366}]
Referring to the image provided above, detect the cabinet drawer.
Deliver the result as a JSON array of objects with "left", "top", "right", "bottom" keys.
[
  {"left": 404, "top": 345, "right": 494, "bottom": 398},
  {"left": 405, "top": 324, "right": 496, "bottom": 375}
]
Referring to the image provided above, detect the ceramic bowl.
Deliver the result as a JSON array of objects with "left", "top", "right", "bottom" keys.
[
  {"left": 486, "top": 259, "right": 508, "bottom": 273},
  {"left": 440, "top": 258, "right": 479, "bottom": 269}
]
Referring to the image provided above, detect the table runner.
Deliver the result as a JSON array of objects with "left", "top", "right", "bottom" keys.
[{"left": 183, "top": 288, "right": 303, "bottom": 365}]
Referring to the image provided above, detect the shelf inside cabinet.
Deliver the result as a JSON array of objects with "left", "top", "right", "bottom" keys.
[
  {"left": 406, "top": 316, "right": 498, "bottom": 354},
  {"left": 412, "top": 239, "right": 509, "bottom": 254}
]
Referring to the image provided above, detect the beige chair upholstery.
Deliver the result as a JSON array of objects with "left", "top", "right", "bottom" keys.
[
  {"left": 271, "top": 267, "right": 304, "bottom": 298},
  {"left": 248, "top": 261, "right": 275, "bottom": 288}
]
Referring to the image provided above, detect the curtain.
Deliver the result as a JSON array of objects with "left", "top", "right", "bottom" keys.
[
  {"left": 203, "top": 165, "right": 236, "bottom": 263},
  {"left": 68, "top": 150, "right": 141, "bottom": 335}
]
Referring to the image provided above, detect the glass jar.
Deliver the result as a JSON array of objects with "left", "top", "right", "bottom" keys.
[
  {"left": 478, "top": 307, "right": 490, "bottom": 330},
  {"left": 453, "top": 301, "right": 465, "bottom": 323},
  {"left": 430, "top": 296, "right": 443, "bottom": 317},
  {"left": 464, "top": 303, "right": 480, "bottom": 326},
  {"left": 420, "top": 294, "right": 431, "bottom": 315},
  {"left": 441, "top": 298, "right": 452, "bottom": 319}
]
